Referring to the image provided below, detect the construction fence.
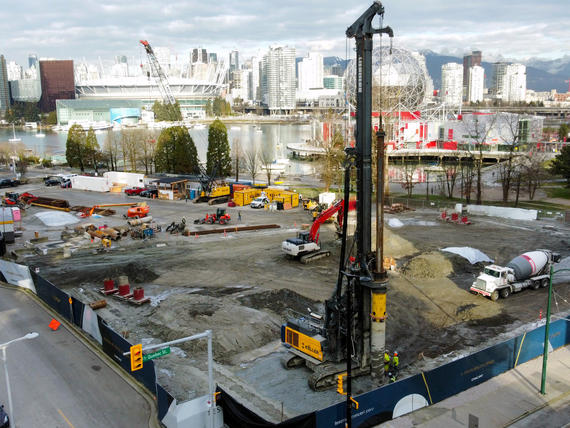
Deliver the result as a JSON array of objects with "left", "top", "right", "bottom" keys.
[{"left": 0, "top": 261, "right": 568, "bottom": 428}]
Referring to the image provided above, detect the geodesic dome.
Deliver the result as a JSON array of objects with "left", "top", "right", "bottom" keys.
[{"left": 345, "top": 46, "right": 428, "bottom": 113}]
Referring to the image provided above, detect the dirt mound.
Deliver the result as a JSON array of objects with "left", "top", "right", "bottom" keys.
[
  {"left": 238, "top": 289, "right": 320, "bottom": 317},
  {"left": 371, "top": 228, "right": 417, "bottom": 259},
  {"left": 401, "top": 252, "right": 453, "bottom": 279},
  {"left": 142, "top": 293, "right": 280, "bottom": 363}
]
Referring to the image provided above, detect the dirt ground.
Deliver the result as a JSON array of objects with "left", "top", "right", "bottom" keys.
[{"left": 8, "top": 181, "right": 570, "bottom": 421}]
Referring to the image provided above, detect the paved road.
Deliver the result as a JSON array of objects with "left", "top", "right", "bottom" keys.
[{"left": 0, "top": 286, "right": 152, "bottom": 428}]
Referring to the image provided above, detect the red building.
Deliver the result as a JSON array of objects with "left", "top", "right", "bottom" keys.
[{"left": 39, "top": 60, "right": 75, "bottom": 112}]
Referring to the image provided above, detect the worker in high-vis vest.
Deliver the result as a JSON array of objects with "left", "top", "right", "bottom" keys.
[
  {"left": 384, "top": 351, "right": 391, "bottom": 375},
  {"left": 393, "top": 351, "right": 399, "bottom": 371}
]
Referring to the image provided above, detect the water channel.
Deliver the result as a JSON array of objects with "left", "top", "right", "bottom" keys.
[
  {"left": 0, "top": 123, "right": 322, "bottom": 176},
  {"left": 0, "top": 123, "right": 444, "bottom": 185}
]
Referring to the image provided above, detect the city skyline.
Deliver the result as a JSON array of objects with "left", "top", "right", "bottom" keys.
[{"left": 2, "top": 0, "right": 568, "bottom": 66}]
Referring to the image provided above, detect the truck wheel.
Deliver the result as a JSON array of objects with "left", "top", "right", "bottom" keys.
[
  {"left": 531, "top": 281, "right": 540, "bottom": 290},
  {"left": 500, "top": 288, "right": 510, "bottom": 299},
  {"left": 540, "top": 279, "right": 549, "bottom": 288},
  {"left": 490, "top": 290, "right": 499, "bottom": 301}
]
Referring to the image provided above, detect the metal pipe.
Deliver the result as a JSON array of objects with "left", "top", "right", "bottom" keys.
[
  {"left": 541, "top": 267, "right": 570, "bottom": 394},
  {"left": 375, "top": 129, "right": 386, "bottom": 278},
  {"left": 29, "top": 203, "right": 70, "bottom": 212},
  {"left": 185, "top": 224, "right": 280, "bottom": 236},
  {"left": 207, "top": 330, "right": 214, "bottom": 428},
  {"left": 540, "top": 264, "right": 553, "bottom": 395},
  {"left": 346, "top": 276, "right": 353, "bottom": 428},
  {"left": 123, "top": 331, "right": 210, "bottom": 355}
]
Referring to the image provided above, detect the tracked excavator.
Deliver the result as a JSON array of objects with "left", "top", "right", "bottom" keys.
[
  {"left": 281, "top": 1, "right": 394, "bottom": 395},
  {"left": 281, "top": 198, "right": 357, "bottom": 264}
]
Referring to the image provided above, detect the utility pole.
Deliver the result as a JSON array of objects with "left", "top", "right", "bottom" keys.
[{"left": 541, "top": 266, "right": 569, "bottom": 394}]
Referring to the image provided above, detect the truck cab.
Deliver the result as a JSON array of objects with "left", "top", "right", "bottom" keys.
[{"left": 471, "top": 265, "right": 515, "bottom": 300}]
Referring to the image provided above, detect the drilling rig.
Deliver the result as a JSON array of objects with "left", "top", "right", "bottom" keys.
[{"left": 281, "top": 1, "right": 393, "bottom": 392}]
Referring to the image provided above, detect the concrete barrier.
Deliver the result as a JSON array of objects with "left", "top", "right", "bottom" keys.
[{"left": 466, "top": 204, "right": 537, "bottom": 220}]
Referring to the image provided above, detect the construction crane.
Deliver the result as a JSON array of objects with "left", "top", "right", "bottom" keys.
[
  {"left": 281, "top": 198, "right": 357, "bottom": 263},
  {"left": 140, "top": 40, "right": 176, "bottom": 106},
  {"left": 195, "top": 164, "right": 230, "bottom": 205},
  {"left": 281, "top": 0, "right": 393, "bottom": 402}
]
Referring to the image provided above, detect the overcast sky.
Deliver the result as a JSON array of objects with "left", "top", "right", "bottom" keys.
[{"left": 2, "top": 0, "right": 568, "bottom": 66}]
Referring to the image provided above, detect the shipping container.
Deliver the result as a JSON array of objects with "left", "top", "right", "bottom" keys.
[
  {"left": 230, "top": 183, "right": 250, "bottom": 196},
  {"left": 233, "top": 188, "right": 261, "bottom": 206}
]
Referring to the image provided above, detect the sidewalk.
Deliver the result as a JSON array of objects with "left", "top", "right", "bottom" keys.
[{"left": 383, "top": 346, "right": 570, "bottom": 428}]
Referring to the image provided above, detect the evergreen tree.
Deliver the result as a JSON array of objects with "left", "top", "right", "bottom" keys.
[
  {"left": 85, "top": 127, "right": 100, "bottom": 172},
  {"left": 212, "top": 97, "right": 231, "bottom": 116},
  {"left": 205, "top": 99, "right": 213, "bottom": 117},
  {"left": 66, "top": 124, "right": 87, "bottom": 171},
  {"left": 152, "top": 101, "right": 182, "bottom": 121},
  {"left": 155, "top": 126, "right": 198, "bottom": 174},
  {"left": 44, "top": 111, "right": 57, "bottom": 125},
  {"left": 206, "top": 119, "right": 232, "bottom": 176},
  {"left": 550, "top": 145, "right": 570, "bottom": 185}
]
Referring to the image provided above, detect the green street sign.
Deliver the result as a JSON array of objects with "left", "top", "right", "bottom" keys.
[{"left": 142, "top": 347, "right": 171, "bottom": 362}]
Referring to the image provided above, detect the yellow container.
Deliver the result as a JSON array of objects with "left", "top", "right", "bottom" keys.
[
  {"left": 272, "top": 191, "right": 299, "bottom": 208},
  {"left": 233, "top": 188, "right": 261, "bottom": 206}
]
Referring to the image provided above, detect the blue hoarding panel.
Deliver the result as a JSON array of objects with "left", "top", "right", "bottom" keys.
[
  {"left": 424, "top": 339, "right": 515, "bottom": 404},
  {"left": 316, "top": 374, "right": 430, "bottom": 428}
]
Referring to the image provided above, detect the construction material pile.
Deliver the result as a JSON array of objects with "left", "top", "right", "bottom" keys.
[{"left": 401, "top": 252, "right": 453, "bottom": 279}]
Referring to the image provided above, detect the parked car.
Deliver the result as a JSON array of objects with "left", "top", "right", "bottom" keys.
[
  {"left": 0, "top": 179, "right": 17, "bottom": 188},
  {"left": 140, "top": 188, "right": 158, "bottom": 198},
  {"left": 250, "top": 196, "right": 270, "bottom": 209},
  {"left": 44, "top": 177, "right": 62, "bottom": 186},
  {"left": 124, "top": 187, "right": 146, "bottom": 196},
  {"left": 0, "top": 404, "right": 8, "bottom": 428},
  {"left": 61, "top": 179, "right": 72, "bottom": 188}
]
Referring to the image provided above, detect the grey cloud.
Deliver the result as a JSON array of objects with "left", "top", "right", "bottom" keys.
[{"left": 1, "top": 0, "right": 567, "bottom": 65}]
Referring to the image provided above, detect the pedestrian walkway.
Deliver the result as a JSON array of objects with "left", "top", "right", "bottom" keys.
[{"left": 382, "top": 346, "right": 570, "bottom": 427}]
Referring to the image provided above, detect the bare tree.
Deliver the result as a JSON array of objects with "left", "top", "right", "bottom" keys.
[
  {"left": 104, "top": 130, "right": 120, "bottom": 171},
  {"left": 497, "top": 113, "right": 523, "bottom": 203},
  {"left": 463, "top": 113, "right": 498, "bottom": 204},
  {"left": 120, "top": 129, "right": 141, "bottom": 172},
  {"left": 441, "top": 159, "right": 458, "bottom": 198},
  {"left": 140, "top": 129, "right": 159, "bottom": 174},
  {"left": 400, "top": 159, "right": 416, "bottom": 198},
  {"left": 314, "top": 111, "right": 346, "bottom": 192},
  {"left": 459, "top": 158, "right": 476, "bottom": 204},
  {"left": 521, "top": 151, "right": 548, "bottom": 201},
  {"left": 231, "top": 137, "right": 242, "bottom": 182},
  {"left": 259, "top": 142, "right": 274, "bottom": 186},
  {"left": 320, "top": 124, "right": 345, "bottom": 192},
  {"left": 243, "top": 142, "right": 260, "bottom": 185}
]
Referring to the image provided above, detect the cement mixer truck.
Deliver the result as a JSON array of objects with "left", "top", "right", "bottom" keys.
[{"left": 470, "top": 250, "right": 561, "bottom": 301}]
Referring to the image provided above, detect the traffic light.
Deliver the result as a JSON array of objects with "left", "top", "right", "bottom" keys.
[
  {"left": 337, "top": 373, "right": 345, "bottom": 395},
  {"left": 130, "top": 344, "right": 143, "bottom": 371}
]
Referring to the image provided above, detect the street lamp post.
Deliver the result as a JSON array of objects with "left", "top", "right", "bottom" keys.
[
  {"left": 540, "top": 267, "right": 569, "bottom": 395},
  {"left": 0, "top": 332, "right": 39, "bottom": 428}
]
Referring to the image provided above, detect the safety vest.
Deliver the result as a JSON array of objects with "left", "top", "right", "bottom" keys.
[
  {"left": 393, "top": 355, "right": 399, "bottom": 367},
  {"left": 384, "top": 353, "right": 391, "bottom": 364}
]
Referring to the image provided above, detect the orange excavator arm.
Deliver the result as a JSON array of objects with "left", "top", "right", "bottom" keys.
[{"left": 308, "top": 199, "right": 357, "bottom": 244}]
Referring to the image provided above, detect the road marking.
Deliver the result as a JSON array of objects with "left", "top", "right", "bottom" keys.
[{"left": 57, "top": 408, "right": 75, "bottom": 428}]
